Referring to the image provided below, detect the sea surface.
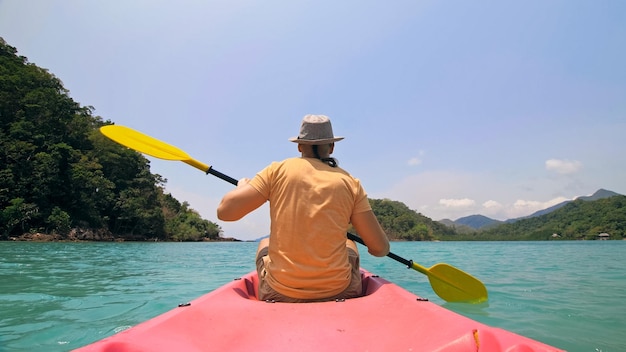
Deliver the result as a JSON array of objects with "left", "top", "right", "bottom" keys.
[{"left": 0, "top": 241, "right": 624, "bottom": 351}]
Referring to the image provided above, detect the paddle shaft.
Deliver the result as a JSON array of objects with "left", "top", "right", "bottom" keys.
[
  {"left": 181, "top": 158, "right": 238, "bottom": 185},
  {"left": 201, "top": 165, "right": 407, "bottom": 267},
  {"left": 203, "top": 158, "right": 422, "bottom": 273},
  {"left": 206, "top": 158, "right": 486, "bottom": 301},
  {"left": 347, "top": 233, "right": 412, "bottom": 267},
  {"left": 202, "top": 164, "right": 238, "bottom": 186}
]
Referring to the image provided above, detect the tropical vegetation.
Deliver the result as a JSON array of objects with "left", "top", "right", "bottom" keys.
[
  {"left": 453, "top": 196, "right": 626, "bottom": 241},
  {"left": 364, "top": 199, "right": 456, "bottom": 241},
  {"left": 1, "top": 38, "right": 222, "bottom": 241}
]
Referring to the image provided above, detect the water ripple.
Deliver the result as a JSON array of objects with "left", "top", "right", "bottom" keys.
[{"left": 1, "top": 241, "right": 624, "bottom": 351}]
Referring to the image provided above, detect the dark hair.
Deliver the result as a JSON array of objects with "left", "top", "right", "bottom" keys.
[{"left": 312, "top": 145, "right": 338, "bottom": 167}]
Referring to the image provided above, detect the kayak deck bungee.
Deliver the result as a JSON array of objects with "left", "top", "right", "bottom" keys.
[{"left": 75, "top": 270, "right": 562, "bottom": 351}]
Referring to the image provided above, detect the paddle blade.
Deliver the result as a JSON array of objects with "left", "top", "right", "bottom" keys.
[
  {"left": 100, "top": 125, "right": 193, "bottom": 161},
  {"left": 420, "top": 263, "right": 488, "bottom": 303},
  {"left": 100, "top": 125, "right": 211, "bottom": 173}
]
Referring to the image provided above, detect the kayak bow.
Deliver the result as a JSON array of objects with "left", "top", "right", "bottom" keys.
[{"left": 74, "top": 270, "right": 562, "bottom": 352}]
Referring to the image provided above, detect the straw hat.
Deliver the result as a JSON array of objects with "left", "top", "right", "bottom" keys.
[{"left": 289, "top": 115, "right": 344, "bottom": 145}]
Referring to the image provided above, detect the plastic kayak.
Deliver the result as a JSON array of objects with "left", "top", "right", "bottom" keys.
[{"left": 75, "top": 269, "right": 563, "bottom": 351}]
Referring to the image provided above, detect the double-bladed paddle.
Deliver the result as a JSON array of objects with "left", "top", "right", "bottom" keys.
[{"left": 100, "top": 124, "right": 488, "bottom": 303}]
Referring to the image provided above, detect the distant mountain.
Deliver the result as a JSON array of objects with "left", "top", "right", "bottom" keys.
[
  {"left": 438, "top": 219, "right": 476, "bottom": 233},
  {"left": 454, "top": 215, "right": 502, "bottom": 229},
  {"left": 577, "top": 189, "right": 620, "bottom": 201},
  {"left": 474, "top": 195, "right": 626, "bottom": 240},
  {"left": 439, "top": 189, "right": 622, "bottom": 230},
  {"left": 509, "top": 189, "right": 622, "bottom": 222},
  {"left": 438, "top": 215, "right": 501, "bottom": 231},
  {"left": 252, "top": 235, "right": 270, "bottom": 242},
  {"left": 512, "top": 201, "right": 571, "bottom": 221}
]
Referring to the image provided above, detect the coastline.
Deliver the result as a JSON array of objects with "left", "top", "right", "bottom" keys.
[{"left": 7, "top": 230, "right": 241, "bottom": 242}]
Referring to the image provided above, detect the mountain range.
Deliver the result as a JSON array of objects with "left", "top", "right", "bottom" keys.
[{"left": 439, "top": 189, "right": 622, "bottom": 230}]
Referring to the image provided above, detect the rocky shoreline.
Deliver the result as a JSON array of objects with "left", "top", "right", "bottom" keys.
[{"left": 8, "top": 228, "right": 240, "bottom": 242}]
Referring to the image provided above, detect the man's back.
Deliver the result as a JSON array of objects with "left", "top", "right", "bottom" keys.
[{"left": 249, "top": 157, "right": 370, "bottom": 299}]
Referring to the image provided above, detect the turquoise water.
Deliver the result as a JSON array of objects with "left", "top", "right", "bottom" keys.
[{"left": 1, "top": 241, "right": 624, "bottom": 351}]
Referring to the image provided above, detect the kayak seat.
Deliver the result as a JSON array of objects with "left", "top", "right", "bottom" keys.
[
  {"left": 231, "top": 275, "right": 259, "bottom": 300},
  {"left": 231, "top": 269, "right": 386, "bottom": 301},
  {"left": 361, "top": 270, "right": 387, "bottom": 296}
]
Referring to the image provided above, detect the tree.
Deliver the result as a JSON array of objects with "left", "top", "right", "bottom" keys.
[
  {"left": 1, "top": 37, "right": 224, "bottom": 241},
  {"left": 1, "top": 198, "right": 38, "bottom": 238},
  {"left": 368, "top": 198, "right": 456, "bottom": 241},
  {"left": 46, "top": 207, "right": 71, "bottom": 235}
]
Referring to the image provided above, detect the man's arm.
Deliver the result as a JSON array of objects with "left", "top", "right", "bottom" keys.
[
  {"left": 351, "top": 210, "right": 390, "bottom": 257},
  {"left": 217, "top": 178, "right": 266, "bottom": 221}
]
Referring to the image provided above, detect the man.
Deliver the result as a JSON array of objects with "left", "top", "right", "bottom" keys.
[{"left": 217, "top": 115, "right": 389, "bottom": 302}]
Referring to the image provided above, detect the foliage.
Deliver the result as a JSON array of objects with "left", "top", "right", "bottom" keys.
[
  {"left": 441, "top": 196, "right": 626, "bottom": 241},
  {"left": 161, "top": 193, "right": 221, "bottom": 241},
  {"left": 367, "top": 198, "right": 457, "bottom": 241},
  {"left": 46, "top": 207, "right": 71, "bottom": 235},
  {"left": 366, "top": 196, "right": 625, "bottom": 242},
  {"left": 0, "top": 37, "right": 222, "bottom": 241},
  {"left": 0, "top": 198, "right": 38, "bottom": 237}
]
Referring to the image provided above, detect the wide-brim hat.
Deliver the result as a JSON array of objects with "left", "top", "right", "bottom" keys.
[{"left": 289, "top": 115, "right": 344, "bottom": 145}]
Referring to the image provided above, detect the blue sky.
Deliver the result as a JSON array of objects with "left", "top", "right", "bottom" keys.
[{"left": 2, "top": 1, "right": 624, "bottom": 240}]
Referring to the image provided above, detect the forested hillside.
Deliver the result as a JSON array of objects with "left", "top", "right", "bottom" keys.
[
  {"left": 442, "top": 196, "right": 626, "bottom": 241},
  {"left": 366, "top": 199, "right": 457, "bottom": 241},
  {"left": 366, "top": 196, "right": 625, "bottom": 242},
  {"left": 0, "top": 38, "right": 223, "bottom": 241}
]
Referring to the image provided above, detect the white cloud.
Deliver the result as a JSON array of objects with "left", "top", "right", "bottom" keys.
[
  {"left": 545, "top": 159, "right": 582, "bottom": 174},
  {"left": 371, "top": 171, "right": 481, "bottom": 220},
  {"left": 439, "top": 198, "right": 476, "bottom": 208},
  {"left": 513, "top": 199, "right": 544, "bottom": 211},
  {"left": 511, "top": 196, "right": 570, "bottom": 216},
  {"left": 374, "top": 170, "right": 585, "bottom": 221},
  {"left": 407, "top": 150, "right": 425, "bottom": 166},
  {"left": 407, "top": 157, "right": 422, "bottom": 166},
  {"left": 482, "top": 200, "right": 502, "bottom": 209}
]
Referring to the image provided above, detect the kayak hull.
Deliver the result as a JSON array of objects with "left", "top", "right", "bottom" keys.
[{"left": 75, "top": 270, "right": 562, "bottom": 351}]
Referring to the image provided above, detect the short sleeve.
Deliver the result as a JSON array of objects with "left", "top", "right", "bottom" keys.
[
  {"left": 352, "top": 179, "right": 371, "bottom": 215},
  {"left": 248, "top": 163, "right": 274, "bottom": 199}
]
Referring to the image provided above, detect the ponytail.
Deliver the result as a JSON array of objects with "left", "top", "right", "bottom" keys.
[{"left": 312, "top": 145, "right": 338, "bottom": 167}]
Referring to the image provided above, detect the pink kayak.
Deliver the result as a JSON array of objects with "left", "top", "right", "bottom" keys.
[{"left": 75, "top": 269, "right": 563, "bottom": 351}]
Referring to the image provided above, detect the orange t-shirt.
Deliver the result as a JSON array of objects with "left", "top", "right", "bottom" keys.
[{"left": 249, "top": 157, "right": 371, "bottom": 299}]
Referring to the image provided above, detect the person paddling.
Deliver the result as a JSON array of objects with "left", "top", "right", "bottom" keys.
[{"left": 217, "top": 115, "right": 389, "bottom": 302}]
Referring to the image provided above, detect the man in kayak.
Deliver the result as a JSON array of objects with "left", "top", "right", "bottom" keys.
[{"left": 217, "top": 115, "right": 390, "bottom": 302}]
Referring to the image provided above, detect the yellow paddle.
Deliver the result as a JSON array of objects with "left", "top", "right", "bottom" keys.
[
  {"left": 100, "top": 125, "right": 238, "bottom": 186},
  {"left": 100, "top": 124, "right": 488, "bottom": 303},
  {"left": 348, "top": 233, "right": 487, "bottom": 303}
]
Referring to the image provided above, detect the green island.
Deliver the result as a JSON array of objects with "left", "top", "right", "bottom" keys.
[{"left": 2, "top": 38, "right": 624, "bottom": 242}]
